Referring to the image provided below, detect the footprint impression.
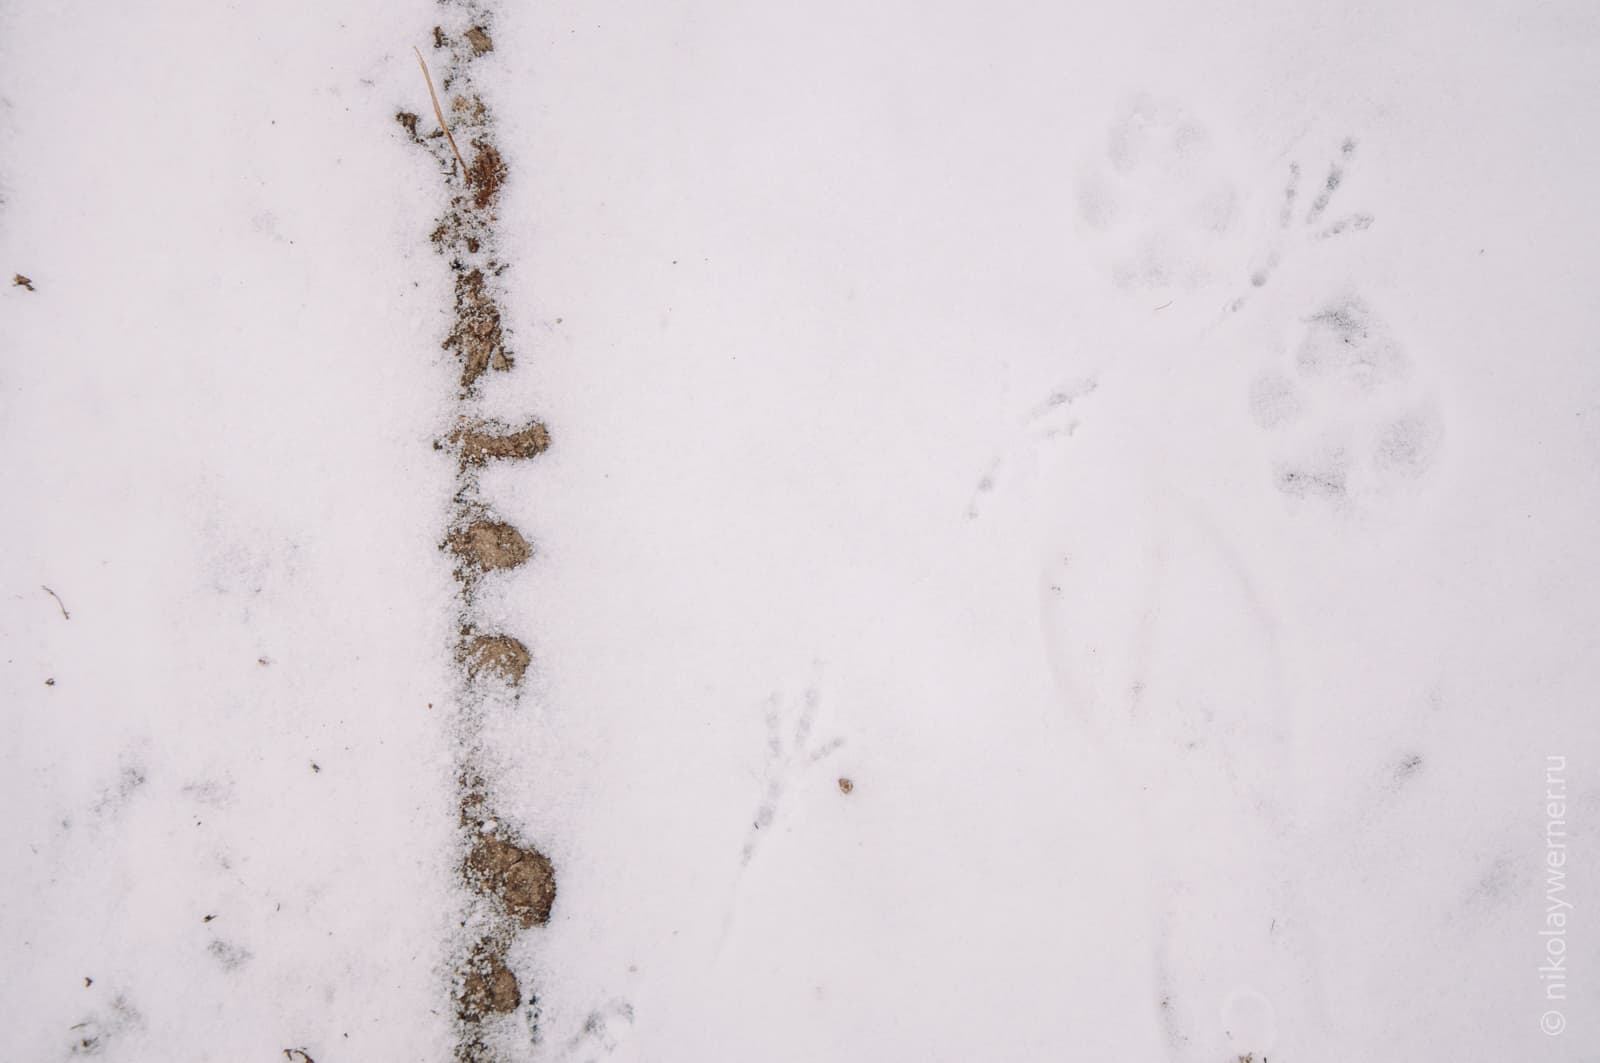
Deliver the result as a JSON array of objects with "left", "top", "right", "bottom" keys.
[{"left": 1249, "top": 294, "right": 1445, "bottom": 515}]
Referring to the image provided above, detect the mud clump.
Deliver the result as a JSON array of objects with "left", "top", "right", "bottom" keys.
[
  {"left": 466, "top": 140, "right": 506, "bottom": 210},
  {"left": 448, "top": 520, "right": 530, "bottom": 573},
  {"left": 466, "top": 836, "right": 557, "bottom": 927},
  {"left": 464, "top": 26, "right": 494, "bottom": 55},
  {"left": 444, "top": 268, "right": 511, "bottom": 389},
  {"left": 457, "top": 937, "right": 520, "bottom": 1020},
  {"left": 461, "top": 634, "right": 531, "bottom": 684},
  {"left": 448, "top": 419, "right": 551, "bottom": 465},
  {"left": 13, "top": 274, "right": 34, "bottom": 291}
]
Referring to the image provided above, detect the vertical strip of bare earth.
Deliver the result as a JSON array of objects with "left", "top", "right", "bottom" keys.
[{"left": 398, "top": 7, "right": 555, "bottom": 1061}]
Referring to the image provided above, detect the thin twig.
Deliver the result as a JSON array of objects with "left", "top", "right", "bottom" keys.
[
  {"left": 42, "top": 585, "right": 69, "bottom": 620},
  {"left": 414, "top": 46, "right": 468, "bottom": 180}
]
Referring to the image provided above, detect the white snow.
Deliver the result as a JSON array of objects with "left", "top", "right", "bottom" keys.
[{"left": 4, "top": 0, "right": 1599, "bottom": 1061}]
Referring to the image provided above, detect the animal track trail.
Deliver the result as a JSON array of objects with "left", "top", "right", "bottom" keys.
[
  {"left": 741, "top": 668, "right": 844, "bottom": 867},
  {"left": 400, "top": 8, "right": 559, "bottom": 1062},
  {"left": 1248, "top": 293, "right": 1445, "bottom": 516},
  {"left": 1230, "top": 137, "right": 1374, "bottom": 313},
  {"left": 967, "top": 377, "right": 1098, "bottom": 519}
]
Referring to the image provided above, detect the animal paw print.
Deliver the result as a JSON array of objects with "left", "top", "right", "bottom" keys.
[
  {"left": 741, "top": 668, "right": 844, "bottom": 865},
  {"left": 69, "top": 995, "right": 142, "bottom": 1056},
  {"left": 1077, "top": 93, "right": 1240, "bottom": 295},
  {"left": 968, "top": 377, "right": 1098, "bottom": 518},
  {"left": 1250, "top": 294, "right": 1444, "bottom": 513},
  {"left": 1232, "top": 137, "right": 1373, "bottom": 312},
  {"left": 560, "top": 1001, "right": 635, "bottom": 1062}
]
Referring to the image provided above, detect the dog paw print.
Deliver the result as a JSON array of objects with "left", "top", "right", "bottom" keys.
[
  {"left": 1231, "top": 137, "right": 1373, "bottom": 312},
  {"left": 1249, "top": 294, "right": 1444, "bottom": 514},
  {"left": 741, "top": 668, "right": 844, "bottom": 866},
  {"left": 1076, "top": 93, "right": 1240, "bottom": 295},
  {"left": 968, "top": 377, "right": 1098, "bottom": 518}
]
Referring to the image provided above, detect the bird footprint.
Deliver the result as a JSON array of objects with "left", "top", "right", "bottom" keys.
[
  {"left": 1232, "top": 137, "right": 1373, "bottom": 312},
  {"left": 741, "top": 666, "right": 843, "bottom": 866},
  {"left": 968, "top": 377, "right": 1098, "bottom": 518}
]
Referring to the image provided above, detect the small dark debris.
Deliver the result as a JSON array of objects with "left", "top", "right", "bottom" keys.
[
  {"left": 311, "top": 762, "right": 321, "bottom": 774},
  {"left": 45, "top": 678, "right": 55, "bottom": 686},
  {"left": 203, "top": 914, "right": 216, "bottom": 923},
  {"left": 84, "top": 977, "right": 92, "bottom": 987},
  {"left": 837, "top": 777, "right": 854, "bottom": 794},
  {"left": 13, "top": 274, "right": 34, "bottom": 291},
  {"left": 43, "top": 585, "right": 70, "bottom": 619}
]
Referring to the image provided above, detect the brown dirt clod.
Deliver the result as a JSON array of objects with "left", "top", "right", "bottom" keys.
[
  {"left": 465, "top": 836, "right": 557, "bottom": 927},
  {"left": 449, "top": 419, "right": 551, "bottom": 465},
  {"left": 13, "top": 274, "right": 34, "bottom": 291},
  {"left": 461, "top": 634, "right": 531, "bottom": 684},
  {"left": 838, "top": 777, "right": 854, "bottom": 794},
  {"left": 457, "top": 937, "right": 520, "bottom": 1020},
  {"left": 466, "top": 140, "right": 506, "bottom": 209},
  {"left": 444, "top": 268, "right": 511, "bottom": 389},
  {"left": 465, "top": 26, "right": 494, "bottom": 55},
  {"left": 396, "top": 111, "right": 421, "bottom": 140},
  {"left": 447, "top": 520, "right": 530, "bottom": 572}
]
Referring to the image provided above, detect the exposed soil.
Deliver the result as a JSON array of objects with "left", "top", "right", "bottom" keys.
[
  {"left": 457, "top": 936, "right": 520, "bottom": 1020},
  {"left": 431, "top": 209, "right": 487, "bottom": 256},
  {"left": 460, "top": 634, "right": 531, "bottom": 684},
  {"left": 448, "top": 419, "right": 551, "bottom": 466},
  {"left": 465, "top": 835, "right": 558, "bottom": 928},
  {"left": 452, "top": 94, "right": 489, "bottom": 125},
  {"left": 443, "top": 268, "right": 511, "bottom": 390},
  {"left": 408, "top": 9, "right": 555, "bottom": 1057},
  {"left": 465, "top": 139, "right": 507, "bottom": 210},
  {"left": 447, "top": 520, "right": 530, "bottom": 573}
]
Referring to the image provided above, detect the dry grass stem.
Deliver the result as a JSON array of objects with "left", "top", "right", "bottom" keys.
[{"left": 413, "top": 46, "right": 468, "bottom": 179}]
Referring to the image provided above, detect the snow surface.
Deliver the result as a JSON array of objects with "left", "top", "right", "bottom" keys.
[{"left": 4, "top": 0, "right": 1600, "bottom": 1061}]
